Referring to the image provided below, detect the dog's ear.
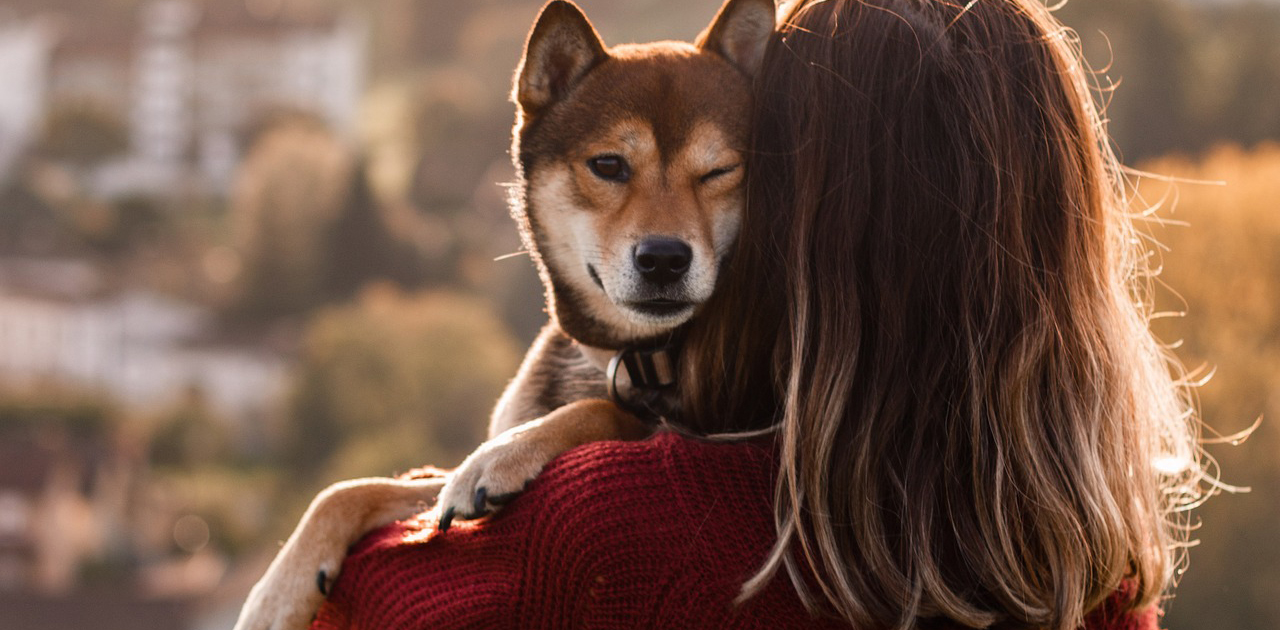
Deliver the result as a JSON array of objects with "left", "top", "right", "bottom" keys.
[
  {"left": 515, "top": 1, "right": 608, "bottom": 115},
  {"left": 696, "top": 0, "right": 775, "bottom": 78}
]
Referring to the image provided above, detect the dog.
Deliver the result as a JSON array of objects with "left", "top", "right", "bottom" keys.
[{"left": 233, "top": 1, "right": 771, "bottom": 627}]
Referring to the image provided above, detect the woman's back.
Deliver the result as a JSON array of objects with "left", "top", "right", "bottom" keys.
[{"left": 310, "top": 433, "right": 1157, "bottom": 630}]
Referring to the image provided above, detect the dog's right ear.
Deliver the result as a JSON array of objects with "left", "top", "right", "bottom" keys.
[
  {"left": 697, "top": 0, "right": 775, "bottom": 78},
  {"left": 515, "top": 1, "right": 608, "bottom": 115}
]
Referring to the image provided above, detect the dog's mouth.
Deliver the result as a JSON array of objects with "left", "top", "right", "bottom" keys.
[
  {"left": 586, "top": 263, "right": 701, "bottom": 323},
  {"left": 624, "top": 299, "right": 695, "bottom": 319}
]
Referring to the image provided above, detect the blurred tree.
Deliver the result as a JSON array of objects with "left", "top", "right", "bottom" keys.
[
  {"left": 411, "top": 96, "right": 504, "bottom": 213},
  {"left": 231, "top": 116, "right": 454, "bottom": 322},
  {"left": 1055, "top": 0, "right": 1280, "bottom": 161},
  {"left": 68, "top": 194, "right": 169, "bottom": 255},
  {"left": 0, "top": 179, "right": 78, "bottom": 256},
  {"left": 1192, "top": 6, "right": 1280, "bottom": 149},
  {"left": 1056, "top": 0, "right": 1197, "bottom": 161},
  {"left": 321, "top": 159, "right": 442, "bottom": 299},
  {"left": 148, "top": 387, "right": 235, "bottom": 469},
  {"left": 148, "top": 465, "right": 278, "bottom": 558},
  {"left": 0, "top": 387, "right": 120, "bottom": 441},
  {"left": 323, "top": 160, "right": 398, "bottom": 299},
  {"left": 111, "top": 195, "right": 166, "bottom": 244},
  {"left": 283, "top": 286, "right": 521, "bottom": 481},
  {"left": 1139, "top": 144, "right": 1280, "bottom": 630},
  {"left": 230, "top": 116, "right": 354, "bottom": 319},
  {"left": 37, "top": 100, "right": 130, "bottom": 170}
]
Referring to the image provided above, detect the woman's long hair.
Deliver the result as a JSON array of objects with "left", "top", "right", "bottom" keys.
[{"left": 680, "top": 1, "right": 1207, "bottom": 628}]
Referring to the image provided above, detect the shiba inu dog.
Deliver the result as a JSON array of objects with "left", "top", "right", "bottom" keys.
[{"left": 234, "top": 1, "right": 771, "bottom": 627}]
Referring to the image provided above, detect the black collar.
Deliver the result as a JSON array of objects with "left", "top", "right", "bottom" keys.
[{"left": 604, "top": 340, "right": 681, "bottom": 423}]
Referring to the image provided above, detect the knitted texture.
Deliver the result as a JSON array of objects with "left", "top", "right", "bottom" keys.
[{"left": 309, "top": 432, "right": 1161, "bottom": 630}]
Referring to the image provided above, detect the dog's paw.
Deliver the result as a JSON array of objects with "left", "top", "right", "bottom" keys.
[{"left": 437, "top": 426, "right": 560, "bottom": 531}]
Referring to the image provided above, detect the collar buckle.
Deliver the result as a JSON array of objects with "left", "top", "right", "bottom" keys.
[{"left": 606, "top": 344, "right": 678, "bottom": 420}]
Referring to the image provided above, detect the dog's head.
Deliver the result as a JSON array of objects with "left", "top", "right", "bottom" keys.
[{"left": 510, "top": 0, "right": 773, "bottom": 349}]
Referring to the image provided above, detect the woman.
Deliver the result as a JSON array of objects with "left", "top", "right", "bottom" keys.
[{"left": 311, "top": 0, "right": 1205, "bottom": 628}]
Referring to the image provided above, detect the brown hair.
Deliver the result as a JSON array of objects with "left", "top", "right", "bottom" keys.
[{"left": 679, "top": 0, "right": 1206, "bottom": 628}]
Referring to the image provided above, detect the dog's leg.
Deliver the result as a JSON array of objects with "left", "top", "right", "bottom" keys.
[
  {"left": 233, "top": 476, "right": 444, "bottom": 630},
  {"left": 437, "top": 399, "right": 652, "bottom": 527}
]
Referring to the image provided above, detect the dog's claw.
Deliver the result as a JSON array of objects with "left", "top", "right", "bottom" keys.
[
  {"left": 316, "top": 570, "right": 329, "bottom": 596},
  {"left": 436, "top": 426, "right": 562, "bottom": 530},
  {"left": 439, "top": 506, "right": 456, "bottom": 533}
]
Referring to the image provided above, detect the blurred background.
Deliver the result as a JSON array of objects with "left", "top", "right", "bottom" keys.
[{"left": 0, "top": 0, "right": 1273, "bottom": 628}]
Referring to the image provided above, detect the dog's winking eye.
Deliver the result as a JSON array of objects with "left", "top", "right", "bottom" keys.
[
  {"left": 587, "top": 155, "right": 631, "bottom": 183},
  {"left": 700, "top": 164, "right": 739, "bottom": 184}
]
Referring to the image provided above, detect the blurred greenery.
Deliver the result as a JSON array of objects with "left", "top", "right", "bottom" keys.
[
  {"left": 229, "top": 116, "right": 355, "bottom": 319},
  {"left": 37, "top": 100, "right": 130, "bottom": 170},
  {"left": 0, "top": 387, "right": 121, "bottom": 437},
  {"left": 228, "top": 117, "right": 448, "bottom": 323},
  {"left": 1054, "top": 0, "right": 1280, "bottom": 161},
  {"left": 283, "top": 285, "right": 521, "bottom": 482},
  {"left": 148, "top": 389, "right": 236, "bottom": 469}
]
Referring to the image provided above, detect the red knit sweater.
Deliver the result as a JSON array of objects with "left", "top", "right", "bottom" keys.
[{"left": 309, "top": 432, "right": 1160, "bottom": 630}]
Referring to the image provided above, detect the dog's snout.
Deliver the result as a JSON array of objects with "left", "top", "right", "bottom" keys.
[{"left": 634, "top": 238, "right": 692, "bottom": 285}]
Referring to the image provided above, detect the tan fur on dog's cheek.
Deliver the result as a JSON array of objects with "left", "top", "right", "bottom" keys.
[{"left": 529, "top": 168, "right": 597, "bottom": 288}]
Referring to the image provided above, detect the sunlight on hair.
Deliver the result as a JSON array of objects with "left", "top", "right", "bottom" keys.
[
  {"left": 1152, "top": 455, "right": 1191, "bottom": 475},
  {"left": 1201, "top": 415, "right": 1264, "bottom": 447}
]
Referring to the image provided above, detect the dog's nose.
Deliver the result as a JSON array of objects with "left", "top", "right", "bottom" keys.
[{"left": 634, "top": 238, "right": 692, "bottom": 285}]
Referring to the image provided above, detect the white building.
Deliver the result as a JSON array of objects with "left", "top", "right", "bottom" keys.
[
  {"left": 9, "top": 0, "right": 367, "bottom": 198},
  {"left": 0, "top": 17, "right": 55, "bottom": 184},
  {"left": 190, "top": 5, "right": 367, "bottom": 191},
  {"left": 0, "top": 258, "right": 288, "bottom": 421},
  {"left": 89, "top": 0, "right": 368, "bottom": 198}
]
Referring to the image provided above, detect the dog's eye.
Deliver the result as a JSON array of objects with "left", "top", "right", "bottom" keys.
[
  {"left": 700, "top": 164, "right": 739, "bottom": 184},
  {"left": 587, "top": 155, "right": 630, "bottom": 182}
]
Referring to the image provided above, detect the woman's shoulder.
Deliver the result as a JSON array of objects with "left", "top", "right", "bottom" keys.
[
  {"left": 312, "top": 432, "right": 803, "bottom": 630},
  {"left": 519, "top": 431, "right": 848, "bottom": 627},
  {"left": 525, "top": 434, "right": 1162, "bottom": 630},
  {"left": 507, "top": 430, "right": 786, "bottom": 578},
  {"left": 531, "top": 431, "right": 779, "bottom": 505}
]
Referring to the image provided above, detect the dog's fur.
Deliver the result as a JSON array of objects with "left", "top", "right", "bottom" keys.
[{"left": 233, "top": 1, "right": 771, "bottom": 627}]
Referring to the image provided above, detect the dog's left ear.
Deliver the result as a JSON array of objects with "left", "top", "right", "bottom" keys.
[
  {"left": 515, "top": 1, "right": 608, "bottom": 115},
  {"left": 696, "top": 0, "right": 775, "bottom": 78}
]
